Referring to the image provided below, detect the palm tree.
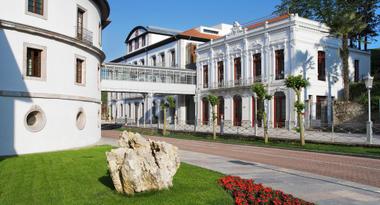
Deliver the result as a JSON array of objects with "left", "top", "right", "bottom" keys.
[
  {"left": 285, "top": 75, "right": 309, "bottom": 146},
  {"left": 207, "top": 95, "right": 219, "bottom": 140},
  {"left": 325, "top": 11, "right": 367, "bottom": 101}
]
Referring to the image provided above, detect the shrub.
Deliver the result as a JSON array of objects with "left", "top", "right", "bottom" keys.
[{"left": 219, "top": 176, "right": 314, "bottom": 205}]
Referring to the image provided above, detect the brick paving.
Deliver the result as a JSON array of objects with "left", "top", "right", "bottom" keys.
[{"left": 102, "top": 130, "right": 380, "bottom": 188}]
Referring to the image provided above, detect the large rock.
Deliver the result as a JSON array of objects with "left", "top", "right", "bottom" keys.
[{"left": 106, "top": 131, "right": 180, "bottom": 195}]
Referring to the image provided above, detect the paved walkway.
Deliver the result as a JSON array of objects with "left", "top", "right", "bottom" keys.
[
  {"left": 97, "top": 137, "right": 380, "bottom": 205},
  {"left": 100, "top": 130, "right": 380, "bottom": 204}
]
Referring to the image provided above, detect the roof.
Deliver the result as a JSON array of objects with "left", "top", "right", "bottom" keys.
[
  {"left": 245, "top": 14, "right": 290, "bottom": 30},
  {"left": 92, "top": 0, "right": 111, "bottom": 28},
  {"left": 180, "top": 28, "right": 220, "bottom": 40}
]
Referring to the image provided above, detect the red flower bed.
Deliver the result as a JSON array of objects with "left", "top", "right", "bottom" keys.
[{"left": 219, "top": 176, "right": 315, "bottom": 205}]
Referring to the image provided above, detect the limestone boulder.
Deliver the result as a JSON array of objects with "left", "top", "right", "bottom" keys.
[{"left": 106, "top": 131, "right": 180, "bottom": 195}]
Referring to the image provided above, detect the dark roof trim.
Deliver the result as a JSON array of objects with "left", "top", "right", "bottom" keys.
[
  {"left": 92, "top": 0, "right": 111, "bottom": 28},
  {"left": 125, "top": 26, "right": 180, "bottom": 43},
  {"left": 112, "top": 34, "right": 211, "bottom": 63}
]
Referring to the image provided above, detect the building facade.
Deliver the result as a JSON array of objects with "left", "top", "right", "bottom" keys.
[
  {"left": 107, "top": 24, "right": 232, "bottom": 125},
  {"left": 0, "top": 0, "right": 110, "bottom": 156},
  {"left": 196, "top": 14, "right": 370, "bottom": 129}
]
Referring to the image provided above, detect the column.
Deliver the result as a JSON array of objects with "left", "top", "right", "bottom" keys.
[
  {"left": 224, "top": 95, "right": 233, "bottom": 127},
  {"left": 177, "top": 95, "right": 186, "bottom": 125},
  {"left": 243, "top": 38, "right": 250, "bottom": 84},
  {"left": 130, "top": 103, "right": 135, "bottom": 124},
  {"left": 242, "top": 94, "right": 251, "bottom": 128},
  {"left": 146, "top": 93, "right": 154, "bottom": 126},
  {"left": 225, "top": 44, "right": 231, "bottom": 86}
]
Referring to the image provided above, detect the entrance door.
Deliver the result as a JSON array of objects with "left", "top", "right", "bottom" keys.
[
  {"left": 233, "top": 95, "right": 242, "bottom": 126},
  {"left": 274, "top": 92, "right": 286, "bottom": 128}
]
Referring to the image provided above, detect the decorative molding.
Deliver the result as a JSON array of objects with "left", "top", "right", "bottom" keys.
[
  {"left": 0, "top": 90, "right": 100, "bottom": 104},
  {"left": 0, "top": 19, "right": 106, "bottom": 62}
]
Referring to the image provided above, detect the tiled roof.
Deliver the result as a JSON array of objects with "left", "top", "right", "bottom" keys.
[
  {"left": 145, "top": 26, "right": 182, "bottom": 36},
  {"left": 245, "top": 14, "right": 290, "bottom": 30},
  {"left": 180, "top": 28, "right": 221, "bottom": 40}
]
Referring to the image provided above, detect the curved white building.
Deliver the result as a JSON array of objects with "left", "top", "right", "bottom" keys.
[{"left": 0, "top": 0, "right": 110, "bottom": 156}]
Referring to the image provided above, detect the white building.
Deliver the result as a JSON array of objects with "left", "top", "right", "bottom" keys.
[
  {"left": 107, "top": 24, "right": 232, "bottom": 125},
  {"left": 0, "top": 0, "right": 110, "bottom": 156},
  {"left": 196, "top": 14, "right": 370, "bottom": 129}
]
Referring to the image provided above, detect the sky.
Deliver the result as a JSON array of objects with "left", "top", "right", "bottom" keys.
[{"left": 102, "top": 0, "right": 380, "bottom": 62}]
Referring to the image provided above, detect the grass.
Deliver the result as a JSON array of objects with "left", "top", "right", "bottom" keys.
[
  {"left": 119, "top": 127, "right": 380, "bottom": 158},
  {"left": 0, "top": 146, "right": 233, "bottom": 205}
]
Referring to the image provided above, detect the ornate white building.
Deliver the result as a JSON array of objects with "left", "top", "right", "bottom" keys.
[
  {"left": 196, "top": 14, "right": 370, "bottom": 129},
  {"left": 107, "top": 24, "right": 232, "bottom": 125},
  {"left": 0, "top": 0, "right": 110, "bottom": 155}
]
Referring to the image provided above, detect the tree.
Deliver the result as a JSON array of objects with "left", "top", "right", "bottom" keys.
[
  {"left": 274, "top": 0, "right": 374, "bottom": 101},
  {"left": 207, "top": 95, "right": 219, "bottom": 140},
  {"left": 251, "top": 83, "right": 272, "bottom": 143},
  {"left": 161, "top": 96, "right": 176, "bottom": 136},
  {"left": 285, "top": 75, "right": 309, "bottom": 146}
]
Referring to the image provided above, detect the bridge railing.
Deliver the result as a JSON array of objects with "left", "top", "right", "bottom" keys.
[{"left": 101, "top": 63, "right": 197, "bottom": 85}]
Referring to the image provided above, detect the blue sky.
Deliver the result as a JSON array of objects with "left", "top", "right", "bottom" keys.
[{"left": 102, "top": 0, "right": 380, "bottom": 61}]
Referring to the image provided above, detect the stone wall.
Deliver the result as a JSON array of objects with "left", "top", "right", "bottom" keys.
[{"left": 333, "top": 101, "right": 366, "bottom": 125}]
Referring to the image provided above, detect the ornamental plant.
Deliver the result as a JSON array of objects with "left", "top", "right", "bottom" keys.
[
  {"left": 219, "top": 176, "right": 314, "bottom": 205},
  {"left": 251, "top": 83, "right": 272, "bottom": 143},
  {"left": 285, "top": 75, "right": 309, "bottom": 146},
  {"left": 207, "top": 94, "right": 219, "bottom": 140}
]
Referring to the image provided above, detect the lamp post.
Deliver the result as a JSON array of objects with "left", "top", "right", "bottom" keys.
[{"left": 364, "top": 73, "right": 374, "bottom": 144}]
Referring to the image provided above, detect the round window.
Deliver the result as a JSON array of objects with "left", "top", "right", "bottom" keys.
[
  {"left": 24, "top": 106, "right": 46, "bottom": 132},
  {"left": 76, "top": 109, "right": 86, "bottom": 130}
]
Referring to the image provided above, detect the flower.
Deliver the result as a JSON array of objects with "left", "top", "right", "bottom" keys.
[{"left": 218, "top": 176, "right": 315, "bottom": 205}]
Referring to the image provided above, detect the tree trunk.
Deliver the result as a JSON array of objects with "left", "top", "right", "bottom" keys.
[
  {"left": 212, "top": 105, "right": 217, "bottom": 140},
  {"left": 341, "top": 35, "right": 350, "bottom": 101},
  {"left": 163, "top": 107, "right": 167, "bottom": 135},
  {"left": 263, "top": 112, "right": 268, "bottom": 144},
  {"left": 297, "top": 90, "right": 305, "bottom": 146}
]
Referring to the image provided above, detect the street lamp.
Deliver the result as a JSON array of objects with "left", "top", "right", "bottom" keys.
[{"left": 364, "top": 73, "right": 374, "bottom": 144}]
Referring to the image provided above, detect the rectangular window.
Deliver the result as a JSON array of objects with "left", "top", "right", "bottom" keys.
[
  {"left": 151, "top": 56, "right": 156, "bottom": 66},
  {"left": 128, "top": 42, "right": 132, "bottom": 52},
  {"left": 253, "top": 53, "right": 261, "bottom": 82},
  {"left": 318, "top": 51, "right": 326, "bottom": 81},
  {"left": 28, "top": 0, "right": 44, "bottom": 15},
  {"left": 234, "top": 57, "right": 241, "bottom": 85},
  {"left": 134, "top": 39, "right": 139, "bottom": 49},
  {"left": 354, "top": 60, "right": 360, "bottom": 82},
  {"left": 203, "top": 65, "right": 208, "bottom": 88},
  {"left": 77, "top": 8, "right": 85, "bottom": 40},
  {"left": 76, "top": 58, "right": 84, "bottom": 84},
  {"left": 217, "top": 61, "right": 224, "bottom": 86},
  {"left": 26, "top": 48, "right": 42, "bottom": 77},
  {"left": 170, "top": 50, "right": 176, "bottom": 67},
  {"left": 186, "top": 44, "right": 197, "bottom": 64},
  {"left": 160, "top": 53, "right": 165, "bottom": 67},
  {"left": 275, "top": 50, "right": 284, "bottom": 80},
  {"left": 142, "top": 35, "right": 146, "bottom": 47}
]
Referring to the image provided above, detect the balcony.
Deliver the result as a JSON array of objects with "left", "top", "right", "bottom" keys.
[
  {"left": 201, "top": 76, "right": 262, "bottom": 90},
  {"left": 76, "top": 27, "right": 93, "bottom": 45}
]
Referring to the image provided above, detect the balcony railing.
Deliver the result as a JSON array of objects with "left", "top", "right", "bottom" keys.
[
  {"left": 101, "top": 63, "right": 197, "bottom": 85},
  {"left": 76, "top": 26, "right": 93, "bottom": 45},
  {"left": 202, "top": 76, "right": 262, "bottom": 90}
]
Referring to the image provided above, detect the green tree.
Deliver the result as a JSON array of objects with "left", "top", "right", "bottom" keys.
[
  {"left": 285, "top": 75, "right": 309, "bottom": 146},
  {"left": 274, "top": 0, "right": 372, "bottom": 101},
  {"left": 207, "top": 95, "right": 219, "bottom": 140},
  {"left": 161, "top": 96, "right": 176, "bottom": 136},
  {"left": 251, "top": 83, "right": 272, "bottom": 143}
]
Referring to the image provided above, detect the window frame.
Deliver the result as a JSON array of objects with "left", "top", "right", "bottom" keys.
[
  {"left": 23, "top": 43, "right": 47, "bottom": 81},
  {"left": 253, "top": 53, "right": 261, "bottom": 81},
  {"left": 25, "top": 0, "right": 48, "bottom": 19},
  {"left": 275, "top": 49, "right": 285, "bottom": 80},
  {"left": 317, "top": 51, "right": 326, "bottom": 81},
  {"left": 203, "top": 65, "right": 209, "bottom": 88},
  {"left": 354, "top": 59, "right": 360, "bottom": 82},
  {"left": 74, "top": 55, "right": 86, "bottom": 86}
]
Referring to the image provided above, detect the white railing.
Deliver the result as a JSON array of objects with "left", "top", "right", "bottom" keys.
[
  {"left": 203, "top": 75, "right": 263, "bottom": 90},
  {"left": 101, "top": 63, "right": 197, "bottom": 85}
]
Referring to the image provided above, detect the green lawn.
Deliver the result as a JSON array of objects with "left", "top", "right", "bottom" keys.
[
  {"left": 0, "top": 146, "right": 233, "bottom": 205},
  {"left": 120, "top": 127, "right": 380, "bottom": 158}
]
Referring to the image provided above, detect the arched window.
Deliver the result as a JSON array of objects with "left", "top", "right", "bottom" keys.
[
  {"left": 233, "top": 95, "right": 242, "bottom": 126},
  {"left": 274, "top": 92, "right": 286, "bottom": 128},
  {"left": 202, "top": 97, "right": 209, "bottom": 125},
  {"left": 217, "top": 96, "right": 224, "bottom": 125}
]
